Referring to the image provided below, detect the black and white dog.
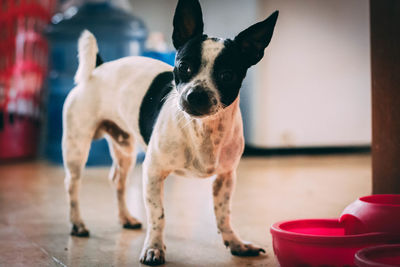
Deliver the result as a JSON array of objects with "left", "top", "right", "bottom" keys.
[{"left": 62, "top": 0, "right": 278, "bottom": 265}]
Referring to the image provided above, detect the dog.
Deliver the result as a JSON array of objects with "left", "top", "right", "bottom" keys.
[{"left": 62, "top": 0, "right": 278, "bottom": 265}]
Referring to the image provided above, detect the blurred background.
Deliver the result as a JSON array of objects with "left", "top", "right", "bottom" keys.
[
  {"left": 1, "top": 1, "right": 399, "bottom": 266},
  {"left": 0, "top": 0, "right": 372, "bottom": 164}
]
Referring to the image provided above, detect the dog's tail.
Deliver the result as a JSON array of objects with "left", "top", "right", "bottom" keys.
[{"left": 74, "top": 30, "right": 101, "bottom": 84}]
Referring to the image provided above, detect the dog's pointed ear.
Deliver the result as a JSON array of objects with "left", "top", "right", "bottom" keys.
[
  {"left": 172, "top": 0, "right": 204, "bottom": 49},
  {"left": 234, "top": 10, "right": 279, "bottom": 67}
]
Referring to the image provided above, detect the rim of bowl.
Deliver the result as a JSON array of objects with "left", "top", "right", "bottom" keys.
[
  {"left": 359, "top": 194, "right": 400, "bottom": 207},
  {"left": 270, "top": 219, "right": 391, "bottom": 245},
  {"left": 354, "top": 244, "right": 400, "bottom": 267}
]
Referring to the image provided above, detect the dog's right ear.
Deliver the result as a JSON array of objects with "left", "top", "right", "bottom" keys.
[{"left": 172, "top": 0, "right": 204, "bottom": 50}]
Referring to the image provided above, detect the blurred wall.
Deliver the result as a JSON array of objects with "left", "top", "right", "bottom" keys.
[{"left": 249, "top": 0, "right": 371, "bottom": 147}]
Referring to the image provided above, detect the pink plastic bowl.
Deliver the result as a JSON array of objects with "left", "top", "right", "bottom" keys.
[
  {"left": 270, "top": 219, "right": 395, "bottom": 267},
  {"left": 355, "top": 244, "right": 400, "bottom": 267},
  {"left": 340, "top": 194, "right": 400, "bottom": 235}
]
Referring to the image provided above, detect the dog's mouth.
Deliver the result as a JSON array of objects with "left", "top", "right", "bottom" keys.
[{"left": 183, "top": 107, "right": 219, "bottom": 118}]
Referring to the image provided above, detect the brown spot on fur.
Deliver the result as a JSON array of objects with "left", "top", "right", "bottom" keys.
[
  {"left": 201, "top": 143, "right": 213, "bottom": 155},
  {"left": 206, "top": 167, "right": 215, "bottom": 174},
  {"left": 97, "top": 120, "right": 130, "bottom": 146},
  {"left": 174, "top": 170, "right": 185, "bottom": 176},
  {"left": 224, "top": 192, "right": 230, "bottom": 201},
  {"left": 213, "top": 178, "right": 223, "bottom": 197},
  {"left": 192, "top": 158, "right": 202, "bottom": 170},
  {"left": 70, "top": 200, "right": 77, "bottom": 208},
  {"left": 184, "top": 147, "right": 193, "bottom": 167},
  {"left": 225, "top": 178, "right": 232, "bottom": 188},
  {"left": 201, "top": 132, "right": 214, "bottom": 156}
]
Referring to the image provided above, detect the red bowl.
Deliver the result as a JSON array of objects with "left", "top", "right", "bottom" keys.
[
  {"left": 340, "top": 194, "right": 400, "bottom": 235},
  {"left": 355, "top": 244, "right": 400, "bottom": 267},
  {"left": 270, "top": 219, "right": 395, "bottom": 267}
]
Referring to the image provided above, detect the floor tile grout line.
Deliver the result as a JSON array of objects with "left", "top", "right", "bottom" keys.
[{"left": 13, "top": 227, "right": 68, "bottom": 267}]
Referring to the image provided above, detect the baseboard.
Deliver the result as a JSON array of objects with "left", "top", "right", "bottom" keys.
[{"left": 243, "top": 145, "right": 371, "bottom": 157}]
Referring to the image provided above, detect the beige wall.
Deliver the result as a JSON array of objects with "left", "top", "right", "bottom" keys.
[{"left": 248, "top": 0, "right": 371, "bottom": 147}]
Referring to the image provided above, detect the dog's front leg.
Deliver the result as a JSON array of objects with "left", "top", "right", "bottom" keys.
[
  {"left": 213, "top": 171, "right": 265, "bottom": 256},
  {"left": 140, "top": 159, "right": 168, "bottom": 266}
]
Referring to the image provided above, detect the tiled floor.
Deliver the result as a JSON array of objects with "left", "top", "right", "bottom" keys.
[{"left": 0, "top": 154, "right": 371, "bottom": 266}]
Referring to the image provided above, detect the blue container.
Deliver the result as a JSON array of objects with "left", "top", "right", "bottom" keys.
[
  {"left": 45, "top": 1, "right": 147, "bottom": 165},
  {"left": 142, "top": 51, "right": 176, "bottom": 67}
]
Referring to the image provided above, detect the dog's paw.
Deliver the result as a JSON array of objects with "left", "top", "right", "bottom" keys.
[
  {"left": 140, "top": 247, "right": 165, "bottom": 266},
  {"left": 228, "top": 241, "right": 265, "bottom": 257},
  {"left": 70, "top": 223, "right": 89, "bottom": 237},
  {"left": 121, "top": 216, "right": 142, "bottom": 230}
]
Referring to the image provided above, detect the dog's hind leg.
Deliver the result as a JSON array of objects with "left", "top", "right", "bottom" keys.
[
  {"left": 62, "top": 119, "right": 94, "bottom": 237},
  {"left": 107, "top": 135, "right": 142, "bottom": 229}
]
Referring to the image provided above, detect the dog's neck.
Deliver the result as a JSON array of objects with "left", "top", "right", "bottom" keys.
[
  {"left": 174, "top": 94, "right": 241, "bottom": 147},
  {"left": 192, "top": 96, "right": 240, "bottom": 130}
]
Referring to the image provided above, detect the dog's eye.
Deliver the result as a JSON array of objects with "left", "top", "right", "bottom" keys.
[
  {"left": 178, "top": 62, "right": 192, "bottom": 77},
  {"left": 219, "top": 70, "right": 235, "bottom": 83}
]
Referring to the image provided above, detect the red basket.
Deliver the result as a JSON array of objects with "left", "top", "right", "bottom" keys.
[{"left": 0, "top": 0, "right": 55, "bottom": 159}]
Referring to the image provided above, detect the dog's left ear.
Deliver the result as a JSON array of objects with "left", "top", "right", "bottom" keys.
[
  {"left": 172, "top": 0, "right": 204, "bottom": 50},
  {"left": 234, "top": 10, "right": 279, "bottom": 67}
]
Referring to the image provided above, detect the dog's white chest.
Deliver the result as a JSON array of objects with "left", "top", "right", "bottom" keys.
[{"left": 149, "top": 97, "right": 244, "bottom": 178}]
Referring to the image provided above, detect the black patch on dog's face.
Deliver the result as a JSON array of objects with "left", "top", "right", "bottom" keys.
[
  {"left": 174, "top": 36, "right": 248, "bottom": 114},
  {"left": 173, "top": 34, "right": 207, "bottom": 87},
  {"left": 212, "top": 39, "right": 248, "bottom": 107},
  {"left": 139, "top": 72, "right": 174, "bottom": 144}
]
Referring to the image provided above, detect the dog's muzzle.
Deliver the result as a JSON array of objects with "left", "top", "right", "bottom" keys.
[{"left": 180, "top": 87, "right": 217, "bottom": 116}]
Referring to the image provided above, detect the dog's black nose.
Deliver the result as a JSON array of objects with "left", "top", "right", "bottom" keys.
[
  {"left": 187, "top": 90, "right": 210, "bottom": 107},
  {"left": 185, "top": 88, "right": 212, "bottom": 115}
]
